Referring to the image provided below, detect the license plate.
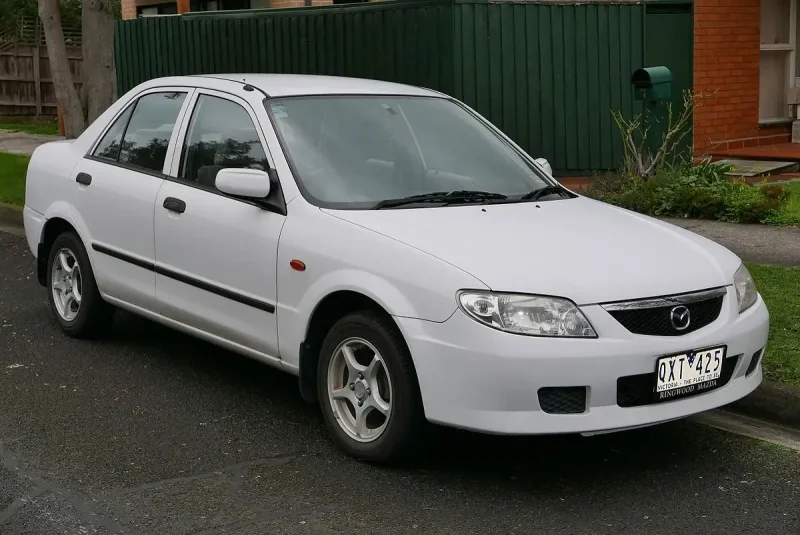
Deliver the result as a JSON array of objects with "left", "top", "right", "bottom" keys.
[{"left": 655, "top": 346, "right": 726, "bottom": 398}]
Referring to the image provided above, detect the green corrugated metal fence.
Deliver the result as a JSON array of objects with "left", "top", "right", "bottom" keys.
[
  {"left": 452, "top": 1, "right": 644, "bottom": 173},
  {"left": 645, "top": 1, "right": 694, "bottom": 162},
  {"left": 115, "top": 0, "right": 454, "bottom": 100},
  {"left": 114, "top": 0, "right": 692, "bottom": 175}
]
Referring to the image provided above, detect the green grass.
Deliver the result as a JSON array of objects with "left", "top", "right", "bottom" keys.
[
  {"left": 0, "top": 152, "right": 30, "bottom": 206},
  {"left": 0, "top": 117, "right": 58, "bottom": 136},
  {"left": 762, "top": 180, "right": 800, "bottom": 226},
  {"left": 748, "top": 263, "right": 800, "bottom": 386}
]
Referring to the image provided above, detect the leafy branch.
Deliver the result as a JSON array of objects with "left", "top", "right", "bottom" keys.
[{"left": 613, "top": 90, "right": 714, "bottom": 180}]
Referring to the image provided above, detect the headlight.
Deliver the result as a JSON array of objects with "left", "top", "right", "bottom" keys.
[
  {"left": 458, "top": 291, "right": 597, "bottom": 337},
  {"left": 734, "top": 263, "right": 758, "bottom": 312}
]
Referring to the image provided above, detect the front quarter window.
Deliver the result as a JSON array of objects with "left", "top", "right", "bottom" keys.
[{"left": 267, "top": 96, "right": 556, "bottom": 209}]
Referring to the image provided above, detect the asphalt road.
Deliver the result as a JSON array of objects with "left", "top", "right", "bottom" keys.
[{"left": 1, "top": 231, "right": 799, "bottom": 535}]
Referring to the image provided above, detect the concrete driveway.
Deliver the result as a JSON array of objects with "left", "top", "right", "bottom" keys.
[{"left": 0, "top": 131, "right": 64, "bottom": 157}]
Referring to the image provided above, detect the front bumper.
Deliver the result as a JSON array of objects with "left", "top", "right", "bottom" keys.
[{"left": 396, "top": 286, "right": 769, "bottom": 435}]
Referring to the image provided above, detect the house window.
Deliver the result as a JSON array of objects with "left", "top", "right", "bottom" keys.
[
  {"left": 137, "top": 2, "right": 178, "bottom": 16},
  {"left": 219, "top": 0, "right": 251, "bottom": 8},
  {"left": 760, "top": 0, "right": 797, "bottom": 122},
  {"left": 189, "top": 0, "right": 252, "bottom": 10}
]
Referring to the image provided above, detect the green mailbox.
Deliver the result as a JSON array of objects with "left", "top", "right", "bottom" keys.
[{"left": 631, "top": 66, "right": 672, "bottom": 102}]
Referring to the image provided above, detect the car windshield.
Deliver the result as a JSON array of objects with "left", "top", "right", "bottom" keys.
[{"left": 266, "top": 96, "right": 555, "bottom": 209}]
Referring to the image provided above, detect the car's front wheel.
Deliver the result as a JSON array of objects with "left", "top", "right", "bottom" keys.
[
  {"left": 317, "top": 311, "right": 425, "bottom": 462},
  {"left": 47, "top": 231, "right": 114, "bottom": 338}
]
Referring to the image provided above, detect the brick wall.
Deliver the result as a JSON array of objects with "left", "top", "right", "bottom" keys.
[
  {"left": 122, "top": 0, "right": 137, "bottom": 19},
  {"left": 693, "top": 0, "right": 790, "bottom": 154}
]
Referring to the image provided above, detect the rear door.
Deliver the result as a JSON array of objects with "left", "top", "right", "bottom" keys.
[
  {"left": 72, "top": 88, "right": 193, "bottom": 310},
  {"left": 153, "top": 89, "right": 285, "bottom": 358}
]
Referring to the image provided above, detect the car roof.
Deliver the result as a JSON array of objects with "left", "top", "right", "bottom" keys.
[{"left": 141, "top": 73, "right": 443, "bottom": 98}]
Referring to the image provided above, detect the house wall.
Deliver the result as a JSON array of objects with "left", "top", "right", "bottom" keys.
[{"left": 694, "top": 0, "right": 791, "bottom": 154}]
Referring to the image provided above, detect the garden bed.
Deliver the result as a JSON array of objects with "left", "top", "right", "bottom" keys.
[{"left": 582, "top": 164, "right": 800, "bottom": 227}]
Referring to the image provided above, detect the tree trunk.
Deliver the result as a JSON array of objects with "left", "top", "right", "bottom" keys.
[
  {"left": 82, "top": 0, "right": 117, "bottom": 125},
  {"left": 38, "top": 0, "right": 85, "bottom": 138}
]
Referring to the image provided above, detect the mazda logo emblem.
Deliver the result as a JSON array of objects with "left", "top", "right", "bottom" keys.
[{"left": 670, "top": 305, "right": 691, "bottom": 331}]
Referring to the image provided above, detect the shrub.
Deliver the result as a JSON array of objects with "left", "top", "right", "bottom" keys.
[
  {"left": 614, "top": 90, "right": 712, "bottom": 180},
  {"left": 584, "top": 165, "right": 790, "bottom": 224}
]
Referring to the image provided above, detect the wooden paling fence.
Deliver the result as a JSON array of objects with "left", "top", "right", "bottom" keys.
[{"left": 0, "top": 16, "right": 82, "bottom": 116}]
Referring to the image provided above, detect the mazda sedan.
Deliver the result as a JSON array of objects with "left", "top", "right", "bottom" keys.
[{"left": 22, "top": 74, "right": 769, "bottom": 461}]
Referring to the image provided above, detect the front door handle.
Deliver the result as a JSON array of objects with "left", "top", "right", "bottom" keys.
[
  {"left": 76, "top": 173, "right": 92, "bottom": 185},
  {"left": 163, "top": 197, "right": 186, "bottom": 214}
]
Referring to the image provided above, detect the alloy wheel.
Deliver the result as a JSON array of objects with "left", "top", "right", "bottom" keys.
[
  {"left": 327, "top": 337, "right": 393, "bottom": 443},
  {"left": 51, "top": 248, "right": 83, "bottom": 322}
]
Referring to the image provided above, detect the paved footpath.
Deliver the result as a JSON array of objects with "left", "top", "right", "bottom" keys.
[{"left": 2, "top": 231, "right": 800, "bottom": 534}]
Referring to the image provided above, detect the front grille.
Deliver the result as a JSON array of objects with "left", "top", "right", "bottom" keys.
[
  {"left": 605, "top": 292, "right": 724, "bottom": 336},
  {"left": 617, "top": 355, "right": 740, "bottom": 408},
  {"left": 538, "top": 387, "right": 587, "bottom": 414}
]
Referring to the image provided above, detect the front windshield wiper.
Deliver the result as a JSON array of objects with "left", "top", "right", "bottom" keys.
[
  {"left": 518, "top": 185, "right": 569, "bottom": 202},
  {"left": 373, "top": 190, "right": 508, "bottom": 210}
]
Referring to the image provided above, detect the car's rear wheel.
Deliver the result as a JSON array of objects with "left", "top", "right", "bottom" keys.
[
  {"left": 47, "top": 231, "right": 114, "bottom": 338},
  {"left": 317, "top": 311, "right": 425, "bottom": 462}
]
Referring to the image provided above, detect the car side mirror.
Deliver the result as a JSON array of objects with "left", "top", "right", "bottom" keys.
[
  {"left": 534, "top": 158, "right": 553, "bottom": 177},
  {"left": 215, "top": 168, "right": 272, "bottom": 199}
]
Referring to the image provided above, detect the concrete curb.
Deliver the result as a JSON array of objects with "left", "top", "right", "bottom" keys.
[
  {"left": 724, "top": 380, "right": 800, "bottom": 430},
  {"left": 0, "top": 203, "right": 23, "bottom": 228}
]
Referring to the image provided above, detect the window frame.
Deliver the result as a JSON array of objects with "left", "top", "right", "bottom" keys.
[
  {"left": 759, "top": 0, "right": 797, "bottom": 123},
  {"left": 164, "top": 88, "right": 287, "bottom": 216},
  {"left": 86, "top": 86, "right": 196, "bottom": 178}
]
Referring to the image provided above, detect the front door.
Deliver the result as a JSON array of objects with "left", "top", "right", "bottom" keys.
[{"left": 153, "top": 90, "right": 285, "bottom": 357}]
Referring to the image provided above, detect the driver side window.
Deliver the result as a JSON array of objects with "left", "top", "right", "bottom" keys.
[{"left": 179, "top": 95, "right": 269, "bottom": 190}]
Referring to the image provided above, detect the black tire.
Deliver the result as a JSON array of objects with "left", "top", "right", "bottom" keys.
[
  {"left": 46, "top": 231, "right": 115, "bottom": 338},
  {"left": 317, "top": 311, "right": 426, "bottom": 462}
]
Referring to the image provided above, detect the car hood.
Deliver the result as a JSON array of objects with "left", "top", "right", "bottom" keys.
[{"left": 322, "top": 197, "right": 741, "bottom": 305}]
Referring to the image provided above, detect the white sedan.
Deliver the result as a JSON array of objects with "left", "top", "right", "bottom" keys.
[{"left": 23, "top": 74, "right": 769, "bottom": 461}]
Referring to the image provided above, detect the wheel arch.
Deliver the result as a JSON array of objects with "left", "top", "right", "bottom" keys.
[
  {"left": 298, "top": 290, "right": 417, "bottom": 404},
  {"left": 36, "top": 216, "right": 85, "bottom": 287}
]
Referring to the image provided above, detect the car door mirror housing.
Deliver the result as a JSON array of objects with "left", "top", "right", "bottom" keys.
[
  {"left": 534, "top": 158, "right": 553, "bottom": 177},
  {"left": 215, "top": 168, "right": 272, "bottom": 199}
]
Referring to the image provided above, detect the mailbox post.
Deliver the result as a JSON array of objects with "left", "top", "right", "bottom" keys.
[{"left": 631, "top": 66, "right": 673, "bottom": 157}]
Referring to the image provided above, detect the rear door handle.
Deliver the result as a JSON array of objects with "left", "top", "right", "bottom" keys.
[
  {"left": 163, "top": 197, "right": 186, "bottom": 214},
  {"left": 76, "top": 173, "right": 92, "bottom": 185}
]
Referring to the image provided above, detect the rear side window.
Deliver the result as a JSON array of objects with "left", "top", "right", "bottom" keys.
[
  {"left": 93, "top": 106, "right": 134, "bottom": 161},
  {"left": 119, "top": 92, "right": 187, "bottom": 173},
  {"left": 179, "top": 95, "right": 269, "bottom": 189},
  {"left": 92, "top": 91, "right": 187, "bottom": 174}
]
